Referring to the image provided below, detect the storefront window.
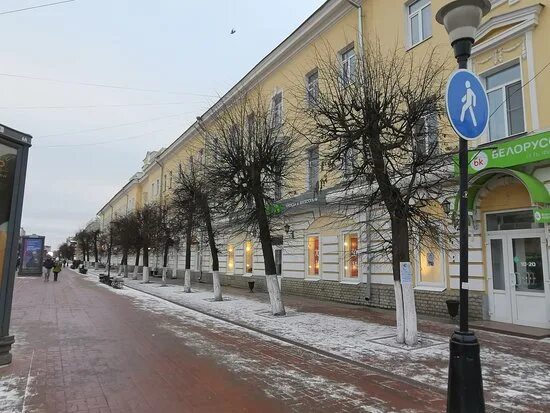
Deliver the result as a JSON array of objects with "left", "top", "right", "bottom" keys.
[
  {"left": 343, "top": 233, "right": 359, "bottom": 278},
  {"left": 245, "top": 241, "right": 253, "bottom": 273},
  {"left": 227, "top": 244, "right": 234, "bottom": 273},
  {"left": 0, "top": 143, "right": 17, "bottom": 282},
  {"left": 307, "top": 235, "right": 320, "bottom": 276},
  {"left": 418, "top": 241, "right": 445, "bottom": 286}
]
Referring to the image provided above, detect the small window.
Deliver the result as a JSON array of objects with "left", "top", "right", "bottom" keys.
[
  {"left": 341, "top": 47, "right": 356, "bottom": 86},
  {"left": 307, "top": 236, "right": 320, "bottom": 276},
  {"left": 227, "top": 244, "right": 235, "bottom": 273},
  {"left": 408, "top": 0, "right": 432, "bottom": 47},
  {"left": 343, "top": 233, "right": 359, "bottom": 278},
  {"left": 486, "top": 210, "right": 543, "bottom": 231},
  {"left": 485, "top": 63, "right": 525, "bottom": 141},
  {"left": 163, "top": 174, "right": 167, "bottom": 191},
  {"left": 307, "top": 146, "right": 319, "bottom": 192},
  {"left": 306, "top": 70, "right": 319, "bottom": 106},
  {"left": 342, "top": 147, "right": 358, "bottom": 178},
  {"left": 272, "top": 91, "right": 283, "bottom": 128},
  {"left": 417, "top": 241, "right": 445, "bottom": 287},
  {"left": 415, "top": 112, "right": 438, "bottom": 157},
  {"left": 169, "top": 171, "right": 173, "bottom": 189},
  {"left": 245, "top": 241, "right": 253, "bottom": 273},
  {"left": 156, "top": 179, "right": 160, "bottom": 195}
]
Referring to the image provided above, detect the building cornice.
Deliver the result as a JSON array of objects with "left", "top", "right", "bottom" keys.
[{"left": 473, "top": 4, "right": 543, "bottom": 56}]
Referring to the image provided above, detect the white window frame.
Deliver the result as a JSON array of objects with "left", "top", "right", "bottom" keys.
[
  {"left": 414, "top": 242, "right": 447, "bottom": 290},
  {"left": 340, "top": 45, "right": 356, "bottom": 86},
  {"left": 307, "top": 145, "right": 319, "bottom": 192},
  {"left": 271, "top": 90, "right": 283, "bottom": 128},
  {"left": 407, "top": 0, "right": 432, "bottom": 48},
  {"left": 306, "top": 234, "right": 321, "bottom": 278},
  {"left": 306, "top": 69, "right": 319, "bottom": 107},
  {"left": 415, "top": 111, "right": 439, "bottom": 157},
  {"left": 226, "top": 244, "right": 235, "bottom": 274},
  {"left": 341, "top": 231, "right": 360, "bottom": 281},
  {"left": 482, "top": 60, "right": 526, "bottom": 142},
  {"left": 244, "top": 241, "right": 254, "bottom": 274}
]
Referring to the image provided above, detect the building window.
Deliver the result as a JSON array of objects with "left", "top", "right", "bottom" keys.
[
  {"left": 227, "top": 244, "right": 234, "bottom": 273},
  {"left": 343, "top": 233, "right": 359, "bottom": 278},
  {"left": 245, "top": 241, "right": 253, "bottom": 273},
  {"left": 307, "top": 146, "right": 319, "bottom": 192},
  {"left": 307, "top": 236, "right": 320, "bottom": 276},
  {"left": 341, "top": 47, "right": 356, "bottom": 85},
  {"left": 485, "top": 63, "right": 525, "bottom": 141},
  {"left": 408, "top": 0, "right": 432, "bottom": 47},
  {"left": 163, "top": 174, "right": 167, "bottom": 191},
  {"left": 169, "top": 171, "right": 173, "bottom": 189},
  {"left": 306, "top": 70, "right": 319, "bottom": 106},
  {"left": 156, "top": 179, "right": 160, "bottom": 196},
  {"left": 415, "top": 112, "right": 438, "bottom": 157},
  {"left": 272, "top": 91, "right": 283, "bottom": 128},
  {"left": 417, "top": 241, "right": 445, "bottom": 287}
]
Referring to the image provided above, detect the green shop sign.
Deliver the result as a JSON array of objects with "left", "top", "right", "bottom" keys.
[
  {"left": 534, "top": 208, "right": 550, "bottom": 224},
  {"left": 266, "top": 203, "right": 284, "bottom": 216},
  {"left": 453, "top": 131, "right": 550, "bottom": 175}
]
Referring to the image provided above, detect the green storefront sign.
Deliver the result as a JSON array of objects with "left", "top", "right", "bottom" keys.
[
  {"left": 453, "top": 131, "right": 550, "bottom": 175},
  {"left": 534, "top": 208, "right": 550, "bottom": 224}
]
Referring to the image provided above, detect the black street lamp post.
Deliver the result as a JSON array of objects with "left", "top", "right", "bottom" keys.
[{"left": 436, "top": 1, "right": 491, "bottom": 412}]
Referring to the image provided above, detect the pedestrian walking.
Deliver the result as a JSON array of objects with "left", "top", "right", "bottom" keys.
[
  {"left": 53, "top": 259, "right": 62, "bottom": 282},
  {"left": 62, "top": 259, "right": 67, "bottom": 267},
  {"left": 43, "top": 256, "right": 54, "bottom": 282}
]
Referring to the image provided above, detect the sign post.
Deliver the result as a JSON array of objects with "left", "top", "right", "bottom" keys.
[{"left": 0, "top": 124, "right": 32, "bottom": 365}]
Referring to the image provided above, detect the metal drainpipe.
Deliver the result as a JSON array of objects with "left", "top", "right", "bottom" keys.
[{"left": 346, "top": 0, "right": 364, "bottom": 56}]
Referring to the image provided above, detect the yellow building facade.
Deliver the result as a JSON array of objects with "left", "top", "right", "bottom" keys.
[{"left": 96, "top": 0, "right": 550, "bottom": 328}]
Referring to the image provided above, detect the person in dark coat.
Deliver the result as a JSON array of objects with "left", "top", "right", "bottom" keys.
[{"left": 43, "top": 256, "right": 54, "bottom": 282}]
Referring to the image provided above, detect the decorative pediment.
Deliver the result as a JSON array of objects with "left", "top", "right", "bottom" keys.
[{"left": 472, "top": 4, "right": 543, "bottom": 56}]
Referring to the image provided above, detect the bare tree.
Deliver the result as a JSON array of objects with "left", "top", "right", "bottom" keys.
[
  {"left": 202, "top": 90, "right": 298, "bottom": 315},
  {"left": 299, "top": 43, "right": 455, "bottom": 344},
  {"left": 136, "top": 202, "right": 162, "bottom": 282},
  {"left": 75, "top": 229, "right": 92, "bottom": 262},
  {"left": 111, "top": 212, "right": 140, "bottom": 277},
  {"left": 173, "top": 160, "right": 222, "bottom": 300}
]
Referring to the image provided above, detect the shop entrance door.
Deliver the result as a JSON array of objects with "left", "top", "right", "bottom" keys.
[{"left": 488, "top": 232, "right": 549, "bottom": 328}]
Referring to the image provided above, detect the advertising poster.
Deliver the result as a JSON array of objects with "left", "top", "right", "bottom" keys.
[
  {"left": 21, "top": 238, "right": 44, "bottom": 274},
  {"left": 0, "top": 143, "right": 17, "bottom": 284}
]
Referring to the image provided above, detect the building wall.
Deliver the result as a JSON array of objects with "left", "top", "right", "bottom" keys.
[{"left": 93, "top": 0, "right": 550, "bottom": 322}]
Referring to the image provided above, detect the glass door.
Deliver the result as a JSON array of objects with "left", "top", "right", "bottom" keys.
[
  {"left": 509, "top": 236, "right": 549, "bottom": 327},
  {"left": 487, "top": 237, "right": 513, "bottom": 323}
]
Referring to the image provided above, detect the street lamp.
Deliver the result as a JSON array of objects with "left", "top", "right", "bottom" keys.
[{"left": 436, "top": 1, "right": 490, "bottom": 412}]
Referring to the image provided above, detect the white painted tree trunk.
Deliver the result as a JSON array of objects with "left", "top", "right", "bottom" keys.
[
  {"left": 132, "top": 266, "right": 139, "bottom": 280},
  {"left": 394, "top": 280, "right": 405, "bottom": 344},
  {"left": 401, "top": 282, "right": 418, "bottom": 346},
  {"left": 120, "top": 265, "right": 127, "bottom": 278},
  {"left": 183, "top": 269, "right": 192, "bottom": 293},
  {"left": 266, "top": 274, "right": 285, "bottom": 316},
  {"left": 212, "top": 271, "right": 222, "bottom": 301},
  {"left": 161, "top": 267, "right": 168, "bottom": 286},
  {"left": 142, "top": 267, "right": 150, "bottom": 283}
]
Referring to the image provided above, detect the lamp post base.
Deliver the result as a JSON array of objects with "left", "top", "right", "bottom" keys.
[
  {"left": 447, "top": 330, "right": 485, "bottom": 413},
  {"left": 0, "top": 335, "right": 15, "bottom": 366}
]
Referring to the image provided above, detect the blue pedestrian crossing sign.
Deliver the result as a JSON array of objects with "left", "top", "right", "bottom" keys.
[{"left": 445, "top": 69, "right": 489, "bottom": 141}]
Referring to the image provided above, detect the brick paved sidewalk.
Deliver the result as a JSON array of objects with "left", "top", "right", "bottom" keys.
[
  {"left": 89, "top": 269, "right": 549, "bottom": 412},
  {"left": 1, "top": 270, "right": 451, "bottom": 413}
]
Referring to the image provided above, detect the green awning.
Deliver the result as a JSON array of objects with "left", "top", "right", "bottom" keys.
[{"left": 465, "top": 168, "right": 550, "bottom": 210}]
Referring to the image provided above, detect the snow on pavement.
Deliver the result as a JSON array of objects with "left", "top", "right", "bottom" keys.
[{"left": 81, "top": 271, "right": 550, "bottom": 412}]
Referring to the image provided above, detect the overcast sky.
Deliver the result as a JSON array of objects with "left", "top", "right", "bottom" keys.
[{"left": 0, "top": 0, "right": 324, "bottom": 249}]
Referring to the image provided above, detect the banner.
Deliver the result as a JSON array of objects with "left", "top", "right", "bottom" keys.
[{"left": 0, "top": 143, "right": 17, "bottom": 284}]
